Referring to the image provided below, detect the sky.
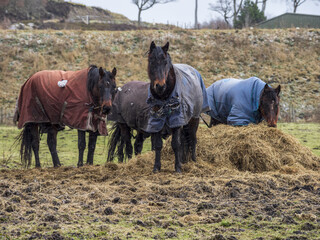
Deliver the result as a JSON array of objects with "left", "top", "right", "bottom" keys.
[{"left": 68, "top": 0, "right": 320, "bottom": 27}]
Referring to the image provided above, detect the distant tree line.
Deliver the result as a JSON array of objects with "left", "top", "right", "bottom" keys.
[{"left": 130, "top": 0, "right": 318, "bottom": 29}]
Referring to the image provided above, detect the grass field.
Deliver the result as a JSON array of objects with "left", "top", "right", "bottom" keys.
[{"left": 1, "top": 122, "right": 319, "bottom": 169}]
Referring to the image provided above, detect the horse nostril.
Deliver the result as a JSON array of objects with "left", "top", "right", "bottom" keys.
[{"left": 102, "top": 106, "right": 111, "bottom": 114}]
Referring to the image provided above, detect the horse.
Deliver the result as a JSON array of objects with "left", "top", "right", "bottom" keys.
[
  {"left": 14, "top": 65, "right": 117, "bottom": 168},
  {"left": 146, "top": 41, "right": 209, "bottom": 173},
  {"left": 106, "top": 81, "right": 170, "bottom": 163},
  {"left": 205, "top": 77, "right": 281, "bottom": 127}
]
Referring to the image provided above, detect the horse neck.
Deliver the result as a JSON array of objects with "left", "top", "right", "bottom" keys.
[
  {"left": 151, "top": 65, "right": 176, "bottom": 100},
  {"left": 87, "top": 68, "right": 100, "bottom": 106}
]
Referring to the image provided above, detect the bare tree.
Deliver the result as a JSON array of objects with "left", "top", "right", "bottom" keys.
[
  {"left": 132, "top": 0, "right": 176, "bottom": 26},
  {"left": 232, "top": 0, "right": 244, "bottom": 26},
  {"left": 209, "top": 0, "right": 233, "bottom": 26},
  {"left": 209, "top": 0, "right": 243, "bottom": 27},
  {"left": 195, "top": 0, "right": 198, "bottom": 29},
  {"left": 255, "top": 0, "right": 268, "bottom": 14},
  {"left": 287, "top": 0, "right": 307, "bottom": 13}
]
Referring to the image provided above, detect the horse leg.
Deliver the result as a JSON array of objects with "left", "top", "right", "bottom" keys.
[
  {"left": 77, "top": 130, "right": 86, "bottom": 167},
  {"left": 87, "top": 131, "right": 99, "bottom": 165},
  {"left": 47, "top": 126, "right": 61, "bottom": 167},
  {"left": 119, "top": 123, "right": 133, "bottom": 161},
  {"left": 30, "top": 124, "right": 41, "bottom": 168},
  {"left": 180, "top": 128, "right": 188, "bottom": 164},
  {"left": 188, "top": 118, "right": 200, "bottom": 162},
  {"left": 117, "top": 138, "right": 125, "bottom": 163},
  {"left": 152, "top": 132, "right": 163, "bottom": 173},
  {"left": 171, "top": 127, "right": 182, "bottom": 173},
  {"left": 134, "top": 131, "right": 145, "bottom": 156}
]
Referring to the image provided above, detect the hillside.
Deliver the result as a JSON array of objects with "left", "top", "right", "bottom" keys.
[
  {"left": 0, "top": 28, "right": 319, "bottom": 123},
  {"left": 0, "top": 0, "right": 155, "bottom": 30}
]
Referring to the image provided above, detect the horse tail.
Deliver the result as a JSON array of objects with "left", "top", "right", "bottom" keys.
[
  {"left": 107, "top": 122, "right": 121, "bottom": 162},
  {"left": 18, "top": 124, "right": 34, "bottom": 168}
]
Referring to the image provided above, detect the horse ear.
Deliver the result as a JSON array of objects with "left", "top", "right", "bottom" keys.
[
  {"left": 162, "top": 42, "right": 169, "bottom": 53},
  {"left": 264, "top": 83, "right": 269, "bottom": 90},
  {"left": 99, "top": 67, "right": 105, "bottom": 77},
  {"left": 112, "top": 67, "right": 117, "bottom": 77},
  {"left": 275, "top": 85, "right": 281, "bottom": 96},
  {"left": 150, "top": 41, "right": 156, "bottom": 53}
]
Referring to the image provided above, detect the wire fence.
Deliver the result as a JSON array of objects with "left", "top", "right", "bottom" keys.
[{"left": 0, "top": 108, "right": 15, "bottom": 125}]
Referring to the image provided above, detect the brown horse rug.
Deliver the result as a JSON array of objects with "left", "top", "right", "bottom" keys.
[{"left": 15, "top": 68, "right": 107, "bottom": 135}]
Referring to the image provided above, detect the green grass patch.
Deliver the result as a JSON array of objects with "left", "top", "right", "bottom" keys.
[{"left": 278, "top": 122, "right": 320, "bottom": 156}]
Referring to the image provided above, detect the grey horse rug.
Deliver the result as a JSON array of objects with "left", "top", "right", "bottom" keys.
[
  {"left": 206, "top": 77, "right": 267, "bottom": 126},
  {"left": 145, "top": 64, "right": 209, "bottom": 133},
  {"left": 15, "top": 68, "right": 107, "bottom": 135},
  {"left": 108, "top": 81, "right": 150, "bottom": 131}
]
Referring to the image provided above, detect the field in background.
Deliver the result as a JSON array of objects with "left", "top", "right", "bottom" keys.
[
  {"left": 1, "top": 123, "right": 319, "bottom": 169},
  {"left": 0, "top": 29, "right": 320, "bottom": 124}
]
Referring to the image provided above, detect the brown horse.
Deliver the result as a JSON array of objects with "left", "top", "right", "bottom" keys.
[
  {"left": 206, "top": 77, "right": 281, "bottom": 127},
  {"left": 14, "top": 65, "right": 117, "bottom": 168}
]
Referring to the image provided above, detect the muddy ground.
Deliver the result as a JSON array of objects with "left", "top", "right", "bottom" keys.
[{"left": 0, "top": 126, "right": 320, "bottom": 240}]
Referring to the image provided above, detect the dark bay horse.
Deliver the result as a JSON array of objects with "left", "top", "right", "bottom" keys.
[
  {"left": 146, "top": 41, "right": 209, "bottom": 173},
  {"left": 206, "top": 77, "right": 281, "bottom": 127},
  {"left": 107, "top": 81, "right": 171, "bottom": 163},
  {"left": 14, "top": 65, "right": 117, "bottom": 168}
]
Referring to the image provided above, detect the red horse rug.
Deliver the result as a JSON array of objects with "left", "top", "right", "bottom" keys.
[{"left": 15, "top": 68, "right": 107, "bottom": 135}]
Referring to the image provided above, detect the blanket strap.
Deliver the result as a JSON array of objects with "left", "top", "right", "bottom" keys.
[
  {"left": 59, "top": 101, "right": 67, "bottom": 123},
  {"left": 86, "top": 106, "right": 94, "bottom": 131}
]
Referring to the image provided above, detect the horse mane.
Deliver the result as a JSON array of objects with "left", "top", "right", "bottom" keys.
[{"left": 87, "top": 65, "right": 99, "bottom": 93}]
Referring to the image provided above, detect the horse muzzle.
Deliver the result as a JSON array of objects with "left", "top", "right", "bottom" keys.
[
  {"left": 102, "top": 105, "right": 111, "bottom": 115},
  {"left": 267, "top": 120, "right": 277, "bottom": 128},
  {"left": 155, "top": 82, "right": 166, "bottom": 95}
]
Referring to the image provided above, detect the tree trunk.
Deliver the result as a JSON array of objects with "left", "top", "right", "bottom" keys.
[
  {"left": 262, "top": 0, "right": 267, "bottom": 14},
  {"left": 138, "top": 8, "right": 142, "bottom": 26},
  {"left": 194, "top": 0, "right": 198, "bottom": 29},
  {"left": 293, "top": 1, "right": 298, "bottom": 13}
]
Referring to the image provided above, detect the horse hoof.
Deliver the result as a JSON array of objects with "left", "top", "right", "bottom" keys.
[
  {"left": 35, "top": 165, "right": 41, "bottom": 168},
  {"left": 77, "top": 164, "right": 83, "bottom": 168},
  {"left": 153, "top": 168, "right": 160, "bottom": 174}
]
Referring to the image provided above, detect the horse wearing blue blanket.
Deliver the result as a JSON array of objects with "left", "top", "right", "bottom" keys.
[{"left": 206, "top": 77, "right": 281, "bottom": 127}]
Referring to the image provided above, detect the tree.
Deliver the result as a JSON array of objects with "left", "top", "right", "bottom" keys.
[
  {"left": 255, "top": 0, "right": 268, "bottom": 14},
  {"left": 209, "top": 0, "right": 244, "bottom": 27},
  {"left": 132, "top": 0, "right": 176, "bottom": 26},
  {"left": 287, "top": 0, "right": 307, "bottom": 13},
  {"left": 195, "top": 0, "right": 198, "bottom": 29},
  {"left": 209, "top": 0, "right": 233, "bottom": 26},
  {"left": 234, "top": 0, "right": 266, "bottom": 28}
]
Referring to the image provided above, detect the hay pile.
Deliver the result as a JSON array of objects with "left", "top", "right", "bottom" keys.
[{"left": 161, "top": 124, "right": 320, "bottom": 173}]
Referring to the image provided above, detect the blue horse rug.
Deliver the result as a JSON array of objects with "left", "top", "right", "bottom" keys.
[
  {"left": 206, "top": 77, "right": 267, "bottom": 125},
  {"left": 145, "top": 64, "right": 209, "bottom": 133}
]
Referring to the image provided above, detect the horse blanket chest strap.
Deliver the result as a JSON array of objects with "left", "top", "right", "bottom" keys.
[{"left": 16, "top": 68, "right": 107, "bottom": 136}]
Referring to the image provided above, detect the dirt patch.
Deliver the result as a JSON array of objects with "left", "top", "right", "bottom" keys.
[{"left": 0, "top": 125, "right": 320, "bottom": 239}]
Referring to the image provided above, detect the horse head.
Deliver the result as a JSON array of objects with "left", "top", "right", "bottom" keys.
[
  {"left": 148, "top": 41, "right": 173, "bottom": 97},
  {"left": 259, "top": 84, "right": 281, "bottom": 127},
  {"left": 98, "top": 67, "right": 117, "bottom": 115},
  {"left": 88, "top": 66, "right": 117, "bottom": 115}
]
